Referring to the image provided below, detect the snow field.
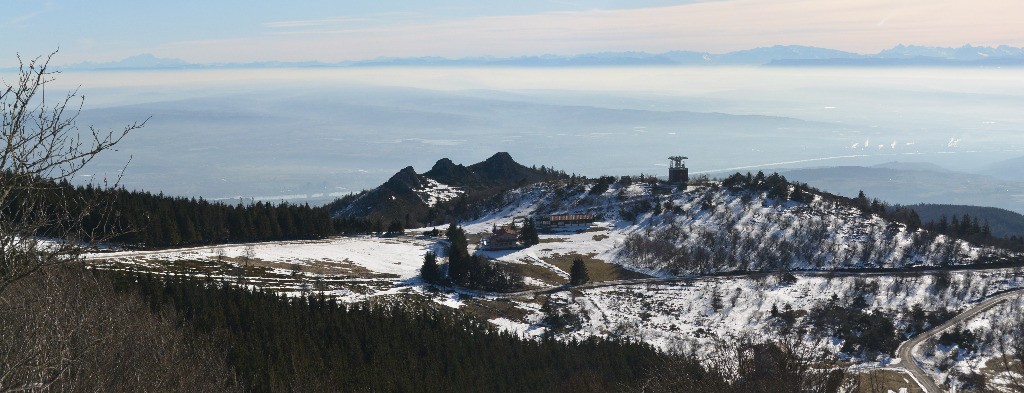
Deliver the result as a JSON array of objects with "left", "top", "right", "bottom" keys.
[{"left": 91, "top": 236, "right": 438, "bottom": 280}]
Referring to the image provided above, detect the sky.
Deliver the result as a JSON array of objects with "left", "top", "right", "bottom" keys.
[{"left": 2, "top": 0, "right": 1022, "bottom": 66}]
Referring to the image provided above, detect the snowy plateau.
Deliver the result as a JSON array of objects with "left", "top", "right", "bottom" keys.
[{"left": 91, "top": 178, "right": 1024, "bottom": 392}]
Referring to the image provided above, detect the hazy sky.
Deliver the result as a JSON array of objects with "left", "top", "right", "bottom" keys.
[{"left": 2, "top": 0, "right": 1022, "bottom": 65}]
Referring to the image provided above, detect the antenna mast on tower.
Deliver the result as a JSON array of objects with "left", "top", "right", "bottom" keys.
[{"left": 668, "top": 156, "right": 689, "bottom": 184}]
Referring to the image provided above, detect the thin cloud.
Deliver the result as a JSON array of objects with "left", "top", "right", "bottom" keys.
[
  {"left": 165, "top": 0, "right": 1024, "bottom": 62},
  {"left": 264, "top": 12, "right": 427, "bottom": 31},
  {"left": 265, "top": 18, "right": 372, "bottom": 29},
  {"left": 266, "top": 20, "right": 340, "bottom": 29},
  {"left": 6, "top": 1, "right": 58, "bottom": 27}
]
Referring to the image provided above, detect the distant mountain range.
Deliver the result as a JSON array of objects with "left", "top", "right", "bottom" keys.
[
  {"left": 57, "top": 44, "right": 1024, "bottom": 70},
  {"left": 981, "top": 155, "right": 1024, "bottom": 182},
  {"left": 65, "top": 53, "right": 193, "bottom": 70}
]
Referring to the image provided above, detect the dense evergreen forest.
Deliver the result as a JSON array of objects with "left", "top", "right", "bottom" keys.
[
  {"left": 3, "top": 266, "right": 848, "bottom": 392},
  {"left": 909, "top": 203, "right": 1024, "bottom": 238},
  {"left": 110, "top": 271, "right": 668, "bottom": 392},
  {"left": 25, "top": 179, "right": 336, "bottom": 248}
]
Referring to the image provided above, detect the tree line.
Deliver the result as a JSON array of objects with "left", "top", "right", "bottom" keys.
[
  {"left": 111, "top": 269, "right": 863, "bottom": 393},
  {"left": 112, "top": 270, "right": 664, "bottom": 392},
  {"left": 2, "top": 264, "right": 864, "bottom": 392},
  {"left": 849, "top": 189, "right": 1024, "bottom": 251},
  {"left": 0, "top": 266, "right": 238, "bottom": 392},
  {"left": 921, "top": 212, "right": 1024, "bottom": 249},
  {"left": 3, "top": 177, "right": 338, "bottom": 249},
  {"left": 8, "top": 174, "right": 560, "bottom": 250}
]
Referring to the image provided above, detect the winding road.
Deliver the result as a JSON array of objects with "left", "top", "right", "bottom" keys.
[{"left": 891, "top": 289, "right": 1024, "bottom": 393}]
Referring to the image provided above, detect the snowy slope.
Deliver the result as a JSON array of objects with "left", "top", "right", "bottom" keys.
[
  {"left": 87, "top": 175, "right": 1024, "bottom": 391},
  {"left": 460, "top": 179, "right": 1015, "bottom": 277},
  {"left": 91, "top": 236, "right": 437, "bottom": 280}
]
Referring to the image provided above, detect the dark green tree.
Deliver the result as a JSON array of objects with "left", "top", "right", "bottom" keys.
[
  {"left": 446, "top": 223, "right": 471, "bottom": 284},
  {"left": 891, "top": 208, "right": 922, "bottom": 231},
  {"left": 765, "top": 173, "right": 789, "bottom": 201},
  {"left": 421, "top": 251, "right": 441, "bottom": 284},
  {"left": 520, "top": 219, "right": 540, "bottom": 246},
  {"left": 937, "top": 215, "right": 949, "bottom": 233},
  {"left": 386, "top": 219, "right": 405, "bottom": 235},
  {"left": 570, "top": 257, "right": 590, "bottom": 286},
  {"left": 854, "top": 190, "right": 870, "bottom": 211}
]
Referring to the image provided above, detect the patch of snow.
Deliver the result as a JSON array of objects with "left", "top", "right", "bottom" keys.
[
  {"left": 436, "top": 293, "right": 465, "bottom": 309},
  {"left": 415, "top": 178, "right": 463, "bottom": 207},
  {"left": 490, "top": 317, "right": 546, "bottom": 338},
  {"left": 91, "top": 236, "right": 434, "bottom": 279}
]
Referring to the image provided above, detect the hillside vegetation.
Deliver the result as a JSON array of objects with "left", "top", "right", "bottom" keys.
[
  {"left": 909, "top": 203, "right": 1024, "bottom": 238},
  {"left": 461, "top": 172, "right": 1018, "bottom": 279}
]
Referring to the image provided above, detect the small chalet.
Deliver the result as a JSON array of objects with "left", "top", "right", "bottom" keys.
[
  {"left": 537, "top": 213, "right": 595, "bottom": 230},
  {"left": 481, "top": 224, "right": 520, "bottom": 250}
]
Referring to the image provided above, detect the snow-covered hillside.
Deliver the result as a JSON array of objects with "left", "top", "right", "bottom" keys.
[
  {"left": 90, "top": 175, "right": 1024, "bottom": 392},
  {"left": 463, "top": 178, "right": 1014, "bottom": 278}
]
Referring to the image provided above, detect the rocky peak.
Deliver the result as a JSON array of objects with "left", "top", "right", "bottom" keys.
[
  {"left": 384, "top": 166, "right": 423, "bottom": 189},
  {"left": 424, "top": 158, "right": 477, "bottom": 186}
]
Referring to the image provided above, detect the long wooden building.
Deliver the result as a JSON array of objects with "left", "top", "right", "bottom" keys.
[{"left": 537, "top": 213, "right": 595, "bottom": 230}]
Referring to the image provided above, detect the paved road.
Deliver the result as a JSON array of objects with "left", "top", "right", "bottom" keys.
[{"left": 891, "top": 289, "right": 1024, "bottom": 393}]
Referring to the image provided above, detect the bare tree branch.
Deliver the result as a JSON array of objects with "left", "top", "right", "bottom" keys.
[
  {"left": 0, "top": 51, "right": 143, "bottom": 296},
  {"left": 0, "top": 51, "right": 142, "bottom": 391}
]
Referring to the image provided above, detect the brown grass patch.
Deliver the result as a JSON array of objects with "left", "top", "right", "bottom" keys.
[
  {"left": 851, "top": 369, "right": 924, "bottom": 393},
  {"left": 592, "top": 234, "right": 610, "bottom": 241},
  {"left": 543, "top": 253, "right": 651, "bottom": 282},
  {"left": 100, "top": 254, "right": 398, "bottom": 282},
  {"left": 222, "top": 256, "right": 397, "bottom": 279},
  {"left": 505, "top": 261, "right": 567, "bottom": 287},
  {"left": 459, "top": 298, "right": 531, "bottom": 321}
]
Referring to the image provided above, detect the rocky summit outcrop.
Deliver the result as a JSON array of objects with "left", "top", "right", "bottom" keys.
[{"left": 332, "top": 153, "right": 566, "bottom": 226}]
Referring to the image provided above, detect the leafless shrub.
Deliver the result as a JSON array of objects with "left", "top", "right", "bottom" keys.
[
  {"left": 1, "top": 51, "right": 149, "bottom": 391},
  {"left": 0, "top": 266, "right": 238, "bottom": 392},
  {"left": 641, "top": 333, "right": 843, "bottom": 393},
  {"left": 0, "top": 51, "right": 144, "bottom": 295}
]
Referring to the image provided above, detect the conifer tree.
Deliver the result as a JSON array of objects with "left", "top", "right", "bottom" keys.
[
  {"left": 446, "top": 223, "right": 470, "bottom": 284},
  {"left": 854, "top": 190, "right": 870, "bottom": 211},
  {"left": 387, "top": 219, "right": 405, "bottom": 235},
  {"left": 421, "top": 252, "right": 441, "bottom": 284},
  {"left": 937, "top": 215, "right": 949, "bottom": 233},
  {"left": 520, "top": 219, "right": 540, "bottom": 246},
  {"left": 570, "top": 257, "right": 590, "bottom": 286}
]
